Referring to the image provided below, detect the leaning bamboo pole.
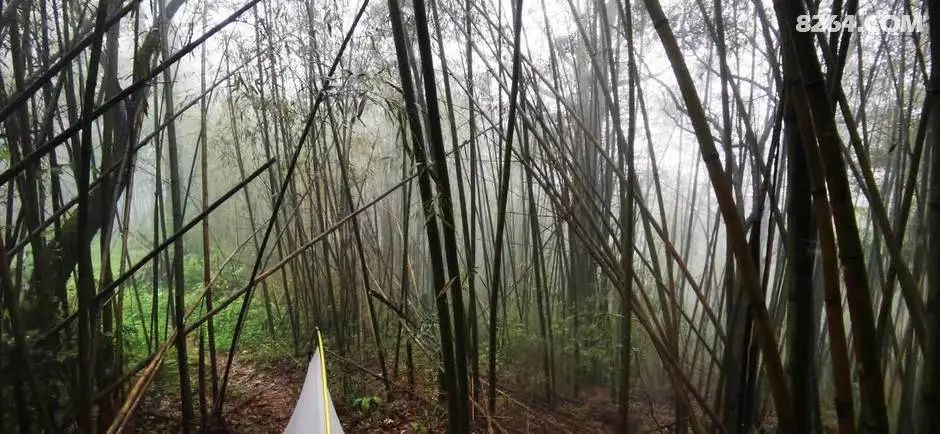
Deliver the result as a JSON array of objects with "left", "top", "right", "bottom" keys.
[{"left": 637, "top": 0, "right": 794, "bottom": 428}]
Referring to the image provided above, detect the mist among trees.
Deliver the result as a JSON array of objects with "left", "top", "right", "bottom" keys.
[{"left": 0, "top": 0, "right": 938, "bottom": 432}]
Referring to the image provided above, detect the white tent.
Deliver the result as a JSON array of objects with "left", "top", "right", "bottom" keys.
[{"left": 284, "top": 333, "right": 344, "bottom": 434}]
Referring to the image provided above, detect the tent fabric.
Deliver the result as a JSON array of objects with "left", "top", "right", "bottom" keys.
[{"left": 284, "top": 335, "right": 344, "bottom": 434}]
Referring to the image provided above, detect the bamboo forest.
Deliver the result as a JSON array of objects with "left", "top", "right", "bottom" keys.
[{"left": 0, "top": 0, "right": 938, "bottom": 431}]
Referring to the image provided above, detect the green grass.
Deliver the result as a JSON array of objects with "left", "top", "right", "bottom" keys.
[{"left": 116, "top": 252, "right": 294, "bottom": 368}]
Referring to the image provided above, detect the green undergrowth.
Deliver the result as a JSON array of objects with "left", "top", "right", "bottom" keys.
[{"left": 116, "top": 252, "right": 297, "bottom": 374}]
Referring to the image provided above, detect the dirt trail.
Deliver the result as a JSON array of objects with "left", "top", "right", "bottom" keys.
[
  {"left": 130, "top": 356, "right": 443, "bottom": 433},
  {"left": 129, "top": 359, "right": 304, "bottom": 433},
  {"left": 129, "top": 358, "right": 678, "bottom": 433},
  {"left": 214, "top": 359, "right": 305, "bottom": 433}
]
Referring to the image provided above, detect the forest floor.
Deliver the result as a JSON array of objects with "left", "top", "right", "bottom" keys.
[{"left": 128, "top": 354, "right": 680, "bottom": 433}]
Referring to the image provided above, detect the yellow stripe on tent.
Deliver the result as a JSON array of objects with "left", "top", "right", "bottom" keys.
[{"left": 317, "top": 329, "right": 332, "bottom": 434}]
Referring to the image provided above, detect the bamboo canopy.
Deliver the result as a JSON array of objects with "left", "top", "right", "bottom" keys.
[{"left": 0, "top": 0, "right": 937, "bottom": 432}]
